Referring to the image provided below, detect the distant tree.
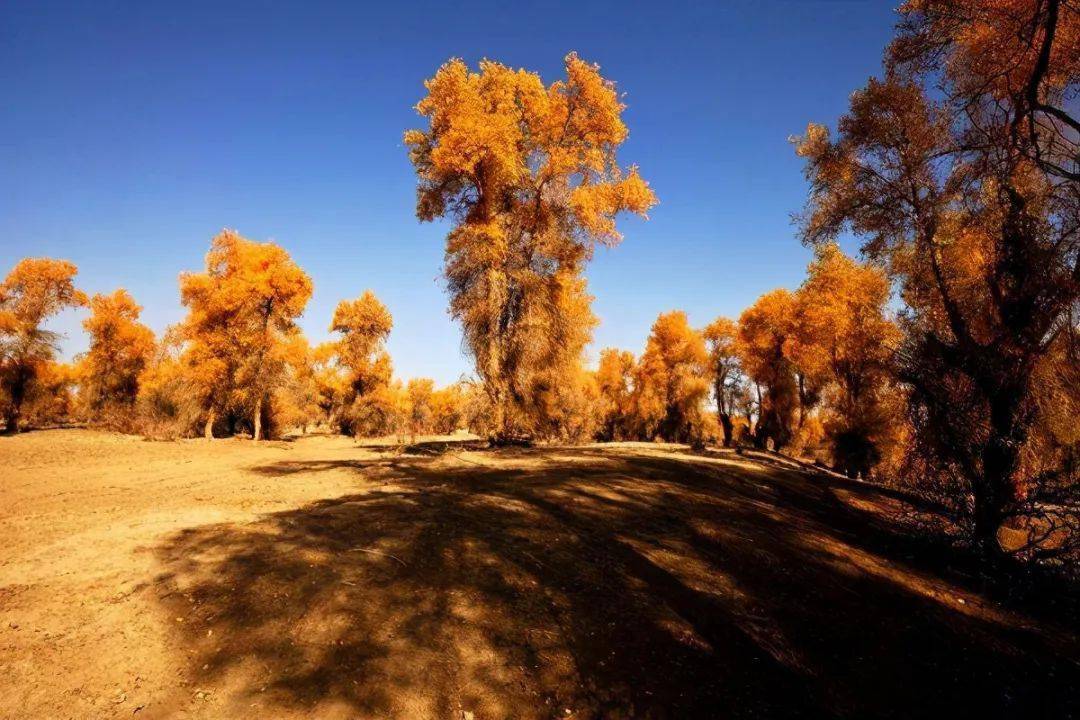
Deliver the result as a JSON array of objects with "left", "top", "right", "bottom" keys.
[
  {"left": 22, "top": 360, "right": 79, "bottom": 427},
  {"left": 737, "top": 290, "right": 799, "bottom": 451},
  {"left": 407, "top": 377, "right": 435, "bottom": 437},
  {"left": 784, "top": 310, "right": 830, "bottom": 435},
  {"left": 794, "top": 0, "right": 1079, "bottom": 553},
  {"left": 273, "top": 333, "right": 322, "bottom": 435},
  {"left": 595, "top": 348, "right": 636, "bottom": 441},
  {"left": 311, "top": 341, "right": 345, "bottom": 428},
  {"left": 532, "top": 362, "right": 601, "bottom": 443},
  {"left": 702, "top": 317, "right": 744, "bottom": 447},
  {"left": 430, "top": 381, "right": 467, "bottom": 434},
  {"left": 136, "top": 328, "right": 200, "bottom": 437},
  {"left": 795, "top": 245, "right": 903, "bottom": 477},
  {"left": 79, "top": 289, "right": 156, "bottom": 414},
  {"left": 366, "top": 379, "right": 409, "bottom": 441},
  {"left": 329, "top": 291, "right": 395, "bottom": 437},
  {"left": 406, "top": 54, "right": 657, "bottom": 441},
  {"left": 0, "top": 258, "right": 86, "bottom": 432},
  {"left": 633, "top": 311, "right": 709, "bottom": 443},
  {"left": 178, "top": 230, "right": 312, "bottom": 440}
]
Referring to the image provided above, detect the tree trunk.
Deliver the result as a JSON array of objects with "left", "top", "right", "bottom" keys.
[
  {"left": 715, "top": 379, "right": 733, "bottom": 447},
  {"left": 5, "top": 378, "right": 27, "bottom": 434},
  {"left": 204, "top": 408, "right": 216, "bottom": 440},
  {"left": 797, "top": 374, "right": 806, "bottom": 429},
  {"left": 719, "top": 413, "right": 733, "bottom": 448},
  {"left": 4, "top": 406, "right": 19, "bottom": 434},
  {"left": 754, "top": 398, "right": 775, "bottom": 450},
  {"left": 972, "top": 479, "right": 1006, "bottom": 556},
  {"left": 751, "top": 384, "right": 766, "bottom": 448},
  {"left": 488, "top": 382, "right": 510, "bottom": 444},
  {"left": 253, "top": 396, "right": 263, "bottom": 442},
  {"left": 752, "top": 415, "right": 767, "bottom": 449},
  {"left": 973, "top": 393, "right": 1026, "bottom": 556}
]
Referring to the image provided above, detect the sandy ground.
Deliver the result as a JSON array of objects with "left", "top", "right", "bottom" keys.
[{"left": 1, "top": 430, "right": 1077, "bottom": 719}]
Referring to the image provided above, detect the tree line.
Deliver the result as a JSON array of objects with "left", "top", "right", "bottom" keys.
[
  {"left": 0, "top": 232, "right": 901, "bottom": 468},
  {"left": 0, "top": 234, "right": 484, "bottom": 442},
  {"left": 1, "top": 0, "right": 1077, "bottom": 560}
]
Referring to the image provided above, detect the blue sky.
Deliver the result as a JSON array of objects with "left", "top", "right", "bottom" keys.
[{"left": 0, "top": 0, "right": 896, "bottom": 386}]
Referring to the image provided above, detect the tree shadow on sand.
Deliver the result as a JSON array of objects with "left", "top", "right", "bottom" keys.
[{"left": 152, "top": 447, "right": 1080, "bottom": 718}]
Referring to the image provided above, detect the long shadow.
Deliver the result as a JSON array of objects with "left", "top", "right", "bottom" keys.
[{"left": 152, "top": 446, "right": 1080, "bottom": 719}]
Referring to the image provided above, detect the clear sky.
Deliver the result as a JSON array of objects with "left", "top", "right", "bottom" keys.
[{"left": 0, "top": 0, "right": 896, "bottom": 386}]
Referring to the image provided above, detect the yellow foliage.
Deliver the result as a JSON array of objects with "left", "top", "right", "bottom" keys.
[
  {"left": 595, "top": 348, "right": 636, "bottom": 441},
  {"left": 0, "top": 257, "right": 86, "bottom": 432},
  {"left": 429, "top": 381, "right": 468, "bottom": 434},
  {"left": 80, "top": 289, "right": 156, "bottom": 413},
  {"left": 794, "top": 244, "right": 899, "bottom": 406},
  {"left": 895, "top": 0, "right": 1078, "bottom": 104},
  {"left": 327, "top": 291, "right": 397, "bottom": 438},
  {"left": 177, "top": 230, "right": 313, "bottom": 439},
  {"left": 331, "top": 291, "right": 393, "bottom": 382},
  {"left": 22, "top": 360, "right": 78, "bottom": 427},
  {"left": 702, "top": 316, "right": 745, "bottom": 446},
  {"left": 633, "top": 311, "right": 709, "bottom": 443},
  {"left": 737, "top": 289, "right": 796, "bottom": 388},
  {"left": 407, "top": 53, "right": 656, "bottom": 440}
]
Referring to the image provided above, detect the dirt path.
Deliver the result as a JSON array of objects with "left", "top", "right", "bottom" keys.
[
  {"left": 0, "top": 431, "right": 377, "bottom": 719},
  {"left": 1, "top": 430, "right": 1077, "bottom": 719}
]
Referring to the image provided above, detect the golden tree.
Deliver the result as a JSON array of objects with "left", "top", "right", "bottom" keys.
[
  {"left": 794, "top": 0, "right": 1079, "bottom": 553},
  {"left": 328, "top": 291, "right": 395, "bottom": 437},
  {"left": 702, "top": 317, "right": 745, "bottom": 447},
  {"left": 406, "top": 53, "right": 657, "bottom": 441},
  {"left": 737, "top": 290, "right": 799, "bottom": 451},
  {"left": 270, "top": 332, "right": 323, "bottom": 435},
  {"left": 0, "top": 258, "right": 86, "bottom": 432},
  {"left": 22, "top": 360, "right": 79, "bottom": 427},
  {"left": 633, "top": 311, "right": 709, "bottom": 443},
  {"left": 406, "top": 377, "right": 436, "bottom": 437},
  {"left": 80, "top": 289, "right": 156, "bottom": 414},
  {"left": 136, "top": 327, "right": 201, "bottom": 437},
  {"left": 311, "top": 340, "right": 346, "bottom": 428},
  {"left": 430, "top": 381, "right": 467, "bottom": 434},
  {"left": 178, "top": 230, "right": 313, "bottom": 440},
  {"left": 795, "top": 245, "right": 903, "bottom": 476},
  {"left": 595, "top": 348, "right": 636, "bottom": 441},
  {"left": 530, "top": 362, "right": 601, "bottom": 443}
]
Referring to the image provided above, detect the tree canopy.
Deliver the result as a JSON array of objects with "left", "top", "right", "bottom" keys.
[{"left": 406, "top": 53, "right": 657, "bottom": 440}]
